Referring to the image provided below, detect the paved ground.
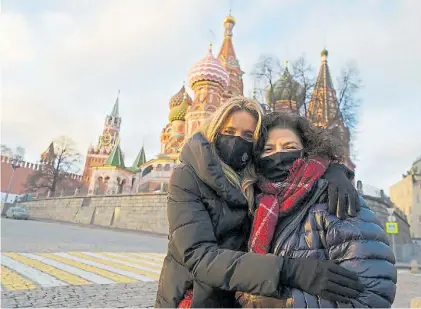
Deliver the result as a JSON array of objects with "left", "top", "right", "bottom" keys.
[{"left": 1, "top": 218, "right": 420, "bottom": 308}]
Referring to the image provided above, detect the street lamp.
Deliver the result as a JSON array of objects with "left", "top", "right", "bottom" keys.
[{"left": 4, "top": 157, "right": 21, "bottom": 204}]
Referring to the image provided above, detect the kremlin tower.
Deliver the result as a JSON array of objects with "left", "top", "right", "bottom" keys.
[{"left": 83, "top": 92, "right": 122, "bottom": 181}]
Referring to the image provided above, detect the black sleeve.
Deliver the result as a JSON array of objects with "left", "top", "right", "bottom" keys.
[
  {"left": 167, "top": 164, "right": 285, "bottom": 297},
  {"left": 288, "top": 197, "right": 397, "bottom": 308}
]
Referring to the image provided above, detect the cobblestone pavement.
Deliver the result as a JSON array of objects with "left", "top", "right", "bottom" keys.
[
  {"left": 2, "top": 272, "right": 420, "bottom": 308},
  {"left": 1, "top": 282, "right": 158, "bottom": 308}
]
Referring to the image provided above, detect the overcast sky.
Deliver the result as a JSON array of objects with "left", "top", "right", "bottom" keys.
[{"left": 1, "top": 0, "right": 420, "bottom": 192}]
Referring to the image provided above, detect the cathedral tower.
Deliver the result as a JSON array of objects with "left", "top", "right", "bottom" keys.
[
  {"left": 83, "top": 92, "right": 122, "bottom": 180},
  {"left": 160, "top": 85, "right": 192, "bottom": 154},
  {"left": 186, "top": 44, "right": 229, "bottom": 137},
  {"left": 217, "top": 13, "right": 244, "bottom": 98},
  {"left": 307, "top": 49, "right": 355, "bottom": 170}
]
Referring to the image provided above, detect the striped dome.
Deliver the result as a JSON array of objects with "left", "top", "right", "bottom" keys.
[
  {"left": 169, "top": 85, "right": 192, "bottom": 109},
  {"left": 188, "top": 45, "right": 229, "bottom": 89}
]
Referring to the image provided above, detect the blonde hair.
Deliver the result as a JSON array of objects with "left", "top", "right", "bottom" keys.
[{"left": 184, "top": 96, "right": 263, "bottom": 204}]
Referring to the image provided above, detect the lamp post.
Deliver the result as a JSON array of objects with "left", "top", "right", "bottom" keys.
[
  {"left": 4, "top": 158, "right": 21, "bottom": 204},
  {"left": 386, "top": 208, "right": 397, "bottom": 258}
]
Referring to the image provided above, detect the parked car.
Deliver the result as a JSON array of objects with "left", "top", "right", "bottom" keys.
[{"left": 5, "top": 206, "right": 29, "bottom": 220}]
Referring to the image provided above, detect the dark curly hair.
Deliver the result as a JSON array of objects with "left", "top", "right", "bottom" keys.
[{"left": 255, "top": 112, "right": 345, "bottom": 163}]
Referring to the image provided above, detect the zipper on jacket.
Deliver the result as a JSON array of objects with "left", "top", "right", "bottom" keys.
[{"left": 273, "top": 180, "right": 328, "bottom": 256}]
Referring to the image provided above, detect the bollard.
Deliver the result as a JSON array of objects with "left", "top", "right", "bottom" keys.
[
  {"left": 410, "top": 297, "right": 421, "bottom": 308},
  {"left": 410, "top": 259, "right": 420, "bottom": 274}
]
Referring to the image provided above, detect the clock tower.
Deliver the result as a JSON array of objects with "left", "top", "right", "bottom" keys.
[{"left": 83, "top": 91, "right": 122, "bottom": 181}]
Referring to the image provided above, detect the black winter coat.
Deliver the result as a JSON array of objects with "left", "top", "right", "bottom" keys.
[
  {"left": 242, "top": 180, "right": 397, "bottom": 308},
  {"left": 155, "top": 133, "right": 289, "bottom": 307}
]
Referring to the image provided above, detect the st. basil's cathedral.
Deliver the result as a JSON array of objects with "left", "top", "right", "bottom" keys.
[{"left": 84, "top": 13, "right": 354, "bottom": 195}]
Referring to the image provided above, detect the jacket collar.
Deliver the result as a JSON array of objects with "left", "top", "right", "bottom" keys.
[{"left": 180, "top": 133, "right": 248, "bottom": 207}]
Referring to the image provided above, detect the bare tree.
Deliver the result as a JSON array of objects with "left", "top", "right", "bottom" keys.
[
  {"left": 26, "top": 136, "right": 82, "bottom": 195},
  {"left": 291, "top": 57, "right": 316, "bottom": 116},
  {"left": 251, "top": 55, "right": 282, "bottom": 111},
  {"left": 336, "top": 61, "right": 362, "bottom": 131},
  {"left": 1, "top": 145, "right": 25, "bottom": 160},
  {"left": 251, "top": 55, "right": 361, "bottom": 127}
]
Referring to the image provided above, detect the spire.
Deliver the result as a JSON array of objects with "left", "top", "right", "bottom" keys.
[
  {"left": 132, "top": 145, "right": 147, "bottom": 168},
  {"left": 41, "top": 142, "right": 55, "bottom": 162},
  {"left": 104, "top": 141, "right": 125, "bottom": 167},
  {"left": 111, "top": 90, "right": 120, "bottom": 117},
  {"left": 218, "top": 12, "right": 243, "bottom": 96},
  {"left": 218, "top": 13, "right": 237, "bottom": 60},
  {"left": 307, "top": 49, "right": 340, "bottom": 127}
]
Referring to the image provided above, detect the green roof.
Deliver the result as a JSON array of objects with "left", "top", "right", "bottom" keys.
[
  {"left": 132, "top": 146, "right": 146, "bottom": 168},
  {"left": 104, "top": 144, "right": 125, "bottom": 167}
]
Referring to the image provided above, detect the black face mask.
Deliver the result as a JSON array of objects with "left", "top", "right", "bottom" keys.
[
  {"left": 215, "top": 134, "right": 253, "bottom": 171},
  {"left": 258, "top": 150, "right": 303, "bottom": 182}
]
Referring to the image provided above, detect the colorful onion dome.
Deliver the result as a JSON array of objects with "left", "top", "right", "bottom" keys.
[
  {"left": 169, "top": 85, "right": 192, "bottom": 109},
  {"left": 188, "top": 44, "right": 229, "bottom": 89},
  {"left": 169, "top": 92, "right": 191, "bottom": 122}
]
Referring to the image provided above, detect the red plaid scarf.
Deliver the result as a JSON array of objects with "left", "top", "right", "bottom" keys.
[
  {"left": 177, "top": 157, "right": 328, "bottom": 308},
  {"left": 248, "top": 156, "right": 328, "bottom": 254}
]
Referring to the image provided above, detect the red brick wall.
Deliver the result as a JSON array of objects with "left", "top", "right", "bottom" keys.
[
  {"left": 1, "top": 157, "right": 87, "bottom": 196},
  {"left": 1, "top": 162, "right": 35, "bottom": 195}
]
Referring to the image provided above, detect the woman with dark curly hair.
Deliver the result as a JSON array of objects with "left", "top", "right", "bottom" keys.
[{"left": 236, "top": 112, "right": 397, "bottom": 308}]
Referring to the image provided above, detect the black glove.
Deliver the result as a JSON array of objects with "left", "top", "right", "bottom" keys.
[
  {"left": 280, "top": 258, "right": 364, "bottom": 303},
  {"left": 324, "top": 163, "right": 361, "bottom": 219}
]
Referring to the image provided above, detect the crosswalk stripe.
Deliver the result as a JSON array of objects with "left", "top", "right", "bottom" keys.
[
  {"left": 21, "top": 253, "right": 114, "bottom": 285},
  {"left": 70, "top": 252, "right": 157, "bottom": 281},
  {"left": 105, "top": 252, "right": 163, "bottom": 269},
  {"left": 1, "top": 266, "right": 37, "bottom": 291},
  {"left": 95, "top": 252, "right": 162, "bottom": 271},
  {"left": 3, "top": 253, "right": 89, "bottom": 286},
  {"left": 40, "top": 253, "right": 136, "bottom": 283},
  {"left": 83, "top": 252, "right": 160, "bottom": 279},
  {"left": 1, "top": 255, "right": 66, "bottom": 288},
  {"left": 128, "top": 252, "right": 165, "bottom": 263},
  {"left": 58, "top": 253, "right": 152, "bottom": 282},
  {"left": 147, "top": 253, "right": 166, "bottom": 259}
]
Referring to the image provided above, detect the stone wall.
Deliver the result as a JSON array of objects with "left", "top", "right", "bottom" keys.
[{"left": 17, "top": 193, "right": 168, "bottom": 234}]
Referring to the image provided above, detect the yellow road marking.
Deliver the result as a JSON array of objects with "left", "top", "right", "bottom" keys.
[
  {"left": 126, "top": 252, "right": 165, "bottom": 263},
  {"left": 147, "top": 253, "right": 166, "bottom": 259},
  {"left": 98, "top": 253, "right": 162, "bottom": 271},
  {"left": 1, "top": 266, "right": 37, "bottom": 291},
  {"left": 4, "top": 253, "right": 89, "bottom": 285},
  {"left": 69, "top": 252, "right": 160, "bottom": 280},
  {"left": 38, "top": 253, "right": 136, "bottom": 283}
]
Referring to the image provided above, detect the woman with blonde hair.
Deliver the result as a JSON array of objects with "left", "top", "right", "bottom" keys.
[{"left": 155, "top": 96, "right": 363, "bottom": 308}]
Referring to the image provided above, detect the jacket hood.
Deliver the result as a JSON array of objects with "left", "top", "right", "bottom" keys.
[{"left": 180, "top": 133, "right": 248, "bottom": 207}]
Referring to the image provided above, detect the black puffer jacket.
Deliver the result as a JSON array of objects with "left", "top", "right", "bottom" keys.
[
  {"left": 248, "top": 180, "right": 397, "bottom": 308},
  {"left": 155, "top": 133, "right": 290, "bottom": 307}
]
